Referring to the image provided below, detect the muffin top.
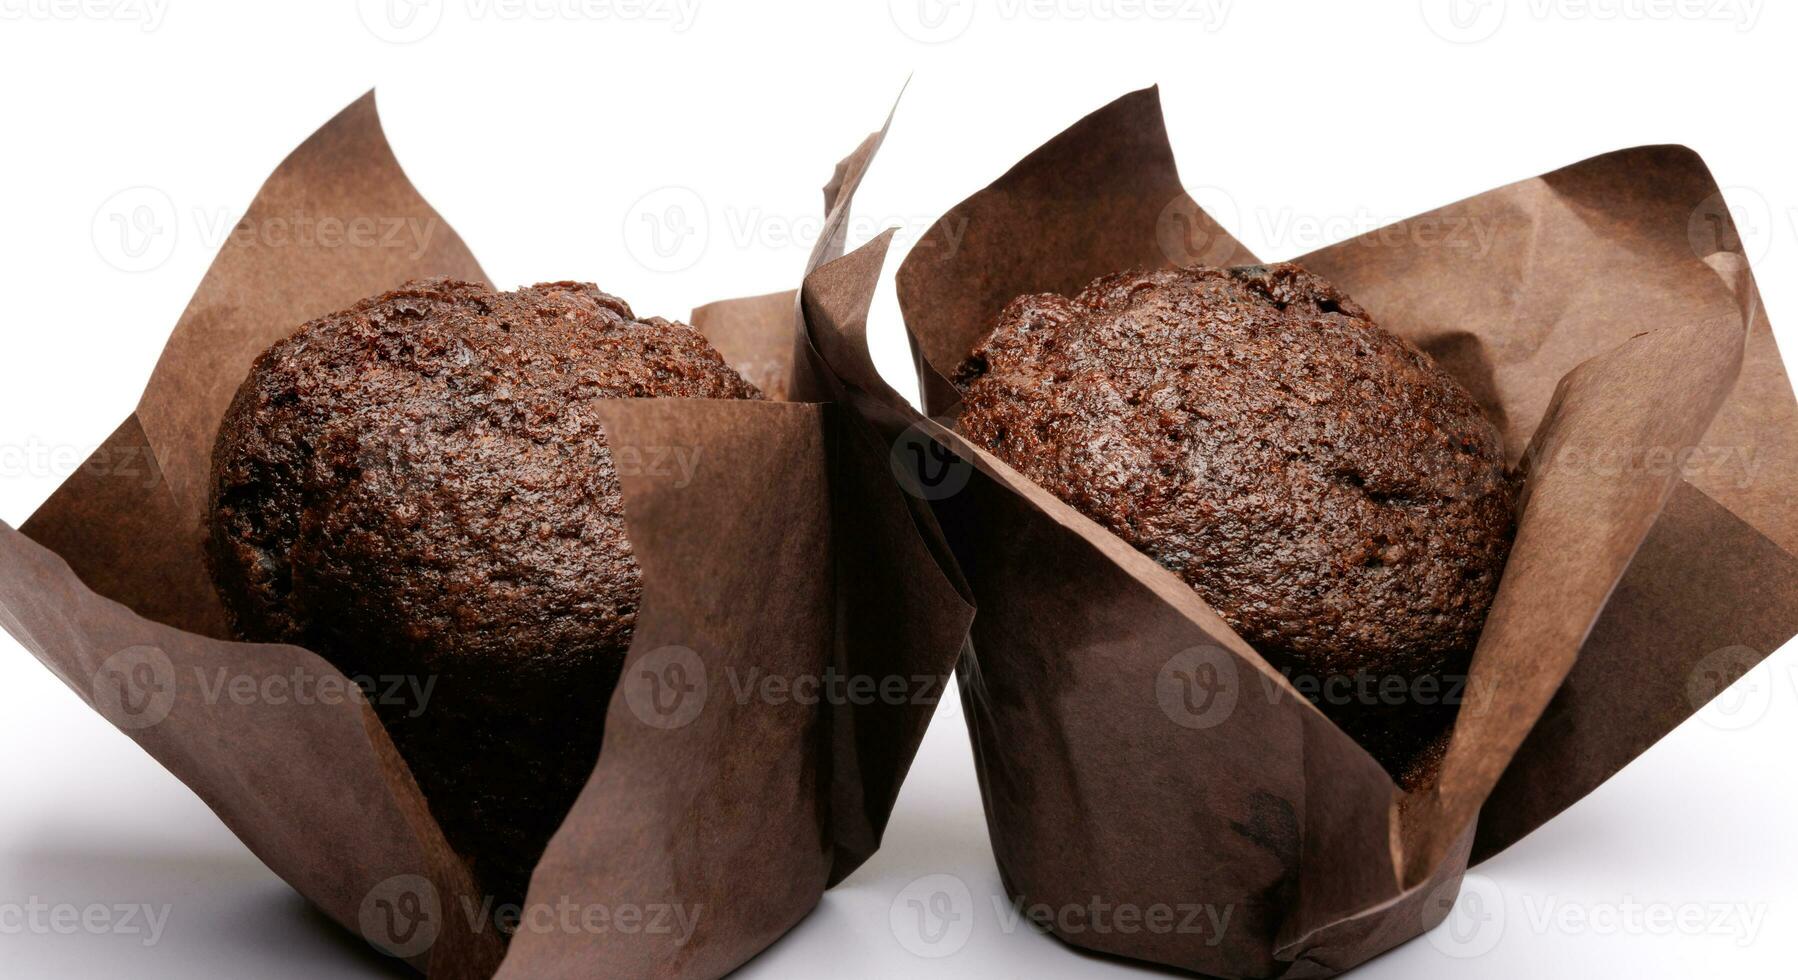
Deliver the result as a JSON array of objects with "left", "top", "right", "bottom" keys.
[
  {"left": 955, "top": 263, "right": 1515, "bottom": 683},
  {"left": 208, "top": 277, "right": 759, "bottom": 661}
]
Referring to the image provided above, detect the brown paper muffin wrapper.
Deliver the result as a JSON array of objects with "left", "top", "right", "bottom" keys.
[
  {"left": 0, "top": 92, "right": 971, "bottom": 979},
  {"left": 805, "top": 86, "right": 1798, "bottom": 978}
]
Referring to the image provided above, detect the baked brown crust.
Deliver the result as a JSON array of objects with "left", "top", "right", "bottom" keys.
[
  {"left": 955, "top": 264, "right": 1515, "bottom": 776},
  {"left": 206, "top": 278, "right": 759, "bottom": 904}
]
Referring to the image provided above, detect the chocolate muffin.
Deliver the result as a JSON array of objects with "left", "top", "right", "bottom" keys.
[
  {"left": 954, "top": 263, "right": 1515, "bottom": 778},
  {"left": 207, "top": 278, "right": 760, "bottom": 906}
]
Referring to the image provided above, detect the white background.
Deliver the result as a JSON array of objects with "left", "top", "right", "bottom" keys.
[{"left": 2, "top": 1, "right": 1795, "bottom": 976}]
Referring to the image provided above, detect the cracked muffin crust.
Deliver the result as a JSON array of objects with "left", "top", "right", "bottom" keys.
[
  {"left": 206, "top": 278, "right": 760, "bottom": 905},
  {"left": 954, "top": 263, "right": 1516, "bottom": 778}
]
